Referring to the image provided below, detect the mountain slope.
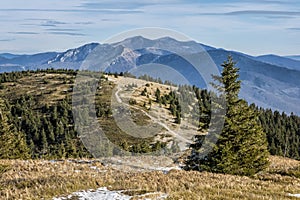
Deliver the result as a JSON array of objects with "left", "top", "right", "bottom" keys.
[
  {"left": 256, "top": 54, "right": 300, "bottom": 70},
  {"left": 0, "top": 43, "right": 99, "bottom": 71},
  {"left": 0, "top": 53, "right": 20, "bottom": 59},
  {"left": 286, "top": 55, "right": 300, "bottom": 61},
  {"left": 0, "top": 36, "right": 299, "bottom": 114},
  {"left": 47, "top": 43, "right": 98, "bottom": 64},
  {"left": 207, "top": 49, "right": 300, "bottom": 114}
]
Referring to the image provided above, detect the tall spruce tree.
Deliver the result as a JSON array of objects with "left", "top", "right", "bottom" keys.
[
  {"left": 185, "top": 56, "right": 269, "bottom": 176},
  {"left": 0, "top": 98, "right": 30, "bottom": 159}
]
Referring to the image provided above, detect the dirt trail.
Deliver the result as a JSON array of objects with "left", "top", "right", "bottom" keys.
[{"left": 110, "top": 76, "right": 194, "bottom": 150}]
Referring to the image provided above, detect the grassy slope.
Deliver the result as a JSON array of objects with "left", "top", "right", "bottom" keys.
[
  {"left": 0, "top": 71, "right": 165, "bottom": 158},
  {"left": 0, "top": 72, "right": 75, "bottom": 106},
  {"left": 1, "top": 72, "right": 300, "bottom": 199},
  {"left": 0, "top": 71, "right": 198, "bottom": 153},
  {"left": 0, "top": 156, "right": 300, "bottom": 199}
]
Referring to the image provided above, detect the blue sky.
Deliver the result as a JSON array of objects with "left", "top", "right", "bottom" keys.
[{"left": 0, "top": 0, "right": 299, "bottom": 56}]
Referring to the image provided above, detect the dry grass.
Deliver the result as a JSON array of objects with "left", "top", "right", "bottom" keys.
[
  {"left": 0, "top": 156, "right": 300, "bottom": 199},
  {"left": 0, "top": 159, "right": 108, "bottom": 200},
  {"left": 0, "top": 73, "right": 74, "bottom": 106}
]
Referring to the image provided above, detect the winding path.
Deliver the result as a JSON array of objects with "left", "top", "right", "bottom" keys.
[{"left": 114, "top": 84, "right": 192, "bottom": 147}]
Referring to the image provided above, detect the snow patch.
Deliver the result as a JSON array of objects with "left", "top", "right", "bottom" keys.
[
  {"left": 288, "top": 193, "right": 300, "bottom": 198},
  {"left": 148, "top": 166, "right": 182, "bottom": 174},
  {"left": 53, "top": 187, "right": 131, "bottom": 200},
  {"left": 53, "top": 187, "right": 168, "bottom": 200}
]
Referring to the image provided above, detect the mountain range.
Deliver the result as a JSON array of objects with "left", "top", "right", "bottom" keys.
[{"left": 1, "top": 36, "right": 300, "bottom": 115}]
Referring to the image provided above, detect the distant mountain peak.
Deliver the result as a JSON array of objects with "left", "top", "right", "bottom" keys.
[
  {"left": 48, "top": 43, "right": 99, "bottom": 64},
  {"left": 1, "top": 36, "right": 300, "bottom": 115}
]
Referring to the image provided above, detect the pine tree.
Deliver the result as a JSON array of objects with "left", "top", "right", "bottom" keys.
[
  {"left": 155, "top": 88, "right": 161, "bottom": 103},
  {"left": 0, "top": 98, "right": 30, "bottom": 159},
  {"left": 185, "top": 56, "right": 269, "bottom": 176},
  {"left": 175, "top": 110, "right": 181, "bottom": 124}
]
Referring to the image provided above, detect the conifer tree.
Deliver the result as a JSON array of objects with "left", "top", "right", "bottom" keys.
[
  {"left": 0, "top": 98, "right": 30, "bottom": 159},
  {"left": 185, "top": 56, "right": 269, "bottom": 176}
]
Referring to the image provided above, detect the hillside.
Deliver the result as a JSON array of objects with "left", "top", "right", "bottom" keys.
[
  {"left": 256, "top": 54, "right": 300, "bottom": 71},
  {"left": 0, "top": 70, "right": 300, "bottom": 199},
  {"left": 0, "top": 36, "right": 300, "bottom": 115},
  {"left": 0, "top": 70, "right": 299, "bottom": 159},
  {"left": 0, "top": 70, "right": 201, "bottom": 159}
]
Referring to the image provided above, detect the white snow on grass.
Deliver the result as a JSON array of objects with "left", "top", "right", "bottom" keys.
[
  {"left": 288, "top": 193, "right": 300, "bottom": 198},
  {"left": 50, "top": 156, "right": 177, "bottom": 199},
  {"left": 53, "top": 187, "right": 168, "bottom": 200},
  {"left": 148, "top": 166, "right": 182, "bottom": 174},
  {"left": 53, "top": 187, "right": 131, "bottom": 200}
]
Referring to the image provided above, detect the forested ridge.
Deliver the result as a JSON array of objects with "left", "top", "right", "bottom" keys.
[
  {"left": 0, "top": 69, "right": 299, "bottom": 160},
  {"left": 0, "top": 69, "right": 90, "bottom": 159}
]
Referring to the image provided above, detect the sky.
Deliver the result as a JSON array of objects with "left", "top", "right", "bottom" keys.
[{"left": 0, "top": 0, "right": 299, "bottom": 56}]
